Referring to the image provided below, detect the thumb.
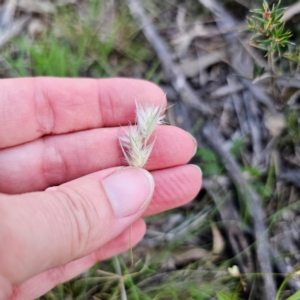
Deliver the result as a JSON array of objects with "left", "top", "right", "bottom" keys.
[{"left": 0, "top": 167, "right": 154, "bottom": 287}]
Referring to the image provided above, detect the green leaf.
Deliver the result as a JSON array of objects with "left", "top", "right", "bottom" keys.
[
  {"left": 262, "top": 0, "right": 269, "bottom": 11},
  {"left": 251, "top": 32, "right": 262, "bottom": 40},
  {"left": 253, "top": 62, "right": 265, "bottom": 79},
  {"left": 276, "top": 23, "right": 286, "bottom": 35},
  {"left": 230, "top": 138, "right": 244, "bottom": 156},
  {"left": 252, "top": 15, "right": 267, "bottom": 23},
  {"left": 260, "top": 38, "right": 272, "bottom": 44},
  {"left": 274, "top": 7, "right": 286, "bottom": 14},
  {"left": 247, "top": 17, "right": 255, "bottom": 27},
  {"left": 242, "top": 166, "right": 261, "bottom": 178},
  {"left": 197, "top": 147, "right": 224, "bottom": 176},
  {"left": 201, "top": 163, "right": 224, "bottom": 176},
  {"left": 197, "top": 147, "right": 218, "bottom": 162},
  {"left": 253, "top": 183, "right": 272, "bottom": 197},
  {"left": 286, "top": 291, "right": 300, "bottom": 300},
  {"left": 274, "top": 0, "right": 282, "bottom": 11},
  {"left": 274, "top": 13, "right": 284, "bottom": 22},
  {"left": 216, "top": 293, "right": 234, "bottom": 300},
  {"left": 250, "top": 9, "right": 264, "bottom": 14},
  {"left": 284, "top": 50, "right": 300, "bottom": 62},
  {"left": 250, "top": 42, "right": 268, "bottom": 51}
]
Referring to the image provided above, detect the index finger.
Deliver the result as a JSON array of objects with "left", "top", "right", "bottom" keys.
[{"left": 0, "top": 77, "right": 166, "bottom": 148}]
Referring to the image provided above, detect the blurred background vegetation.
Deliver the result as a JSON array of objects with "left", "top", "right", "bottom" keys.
[{"left": 4, "top": 0, "right": 300, "bottom": 299}]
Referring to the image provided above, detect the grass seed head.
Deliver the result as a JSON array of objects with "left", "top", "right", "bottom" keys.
[
  {"left": 119, "top": 101, "right": 165, "bottom": 168},
  {"left": 136, "top": 101, "right": 165, "bottom": 141}
]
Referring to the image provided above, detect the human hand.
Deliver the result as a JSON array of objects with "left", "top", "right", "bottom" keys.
[{"left": 0, "top": 77, "right": 202, "bottom": 299}]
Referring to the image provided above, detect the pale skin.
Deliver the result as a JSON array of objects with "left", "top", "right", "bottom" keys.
[{"left": 0, "top": 77, "right": 202, "bottom": 299}]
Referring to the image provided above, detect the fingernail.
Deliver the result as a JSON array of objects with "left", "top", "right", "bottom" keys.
[
  {"left": 102, "top": 167, "right": 155, "bottom": 218},
  {"left": 188, "top": 133, "right": 198, "bottom": 156},
  {"left": 190, "top": 164, "right": 202, "bottom": 177}
]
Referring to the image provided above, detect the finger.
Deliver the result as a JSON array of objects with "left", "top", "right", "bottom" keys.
[
  {"left": 10, "top": 165, "right": 202, "bottom": 300},
  {"left": 0, "top": 167, "right": 154, "bottom": 286},
  {"left": 10, "top": 219, "right": 146, "bottom": 300},
  {"left": 1, "top": 165, "right": 201, "bottom": 287},
  {"left": 0, "top": 126, "right": 196, "bottom": 193},
  {"left": 0, "top": 77, "right": 166, "bottom": 148},
  {"left": 145, "top": 164, "right": 202, "bottom": 216}
]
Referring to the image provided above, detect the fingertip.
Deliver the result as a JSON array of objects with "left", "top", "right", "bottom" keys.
[
  {"left": 147, "top": 126, "right": 197, "bottom": 169},
  {"left": 144, "top": 164, "right": 202, "bottom": 216},
  {"left": 187, "top": 133, "right": 198, "bottom": 156}
]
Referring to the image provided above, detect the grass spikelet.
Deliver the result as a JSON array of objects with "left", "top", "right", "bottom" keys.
[{"left": 119, "top": 101, "right": 165, "bottom": 168}]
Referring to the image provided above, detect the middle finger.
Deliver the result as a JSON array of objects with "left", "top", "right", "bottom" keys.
[{"left": 0, "top": 126, "right": 196, "bottom": 194}]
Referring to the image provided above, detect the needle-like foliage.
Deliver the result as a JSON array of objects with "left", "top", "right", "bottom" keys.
[{"left": 247, "top": 0, "right": 293, "bottom": 56}]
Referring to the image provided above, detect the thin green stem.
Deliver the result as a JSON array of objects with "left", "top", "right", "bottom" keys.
[
  {"left": 113, "top": 256, "right": 128, "bottom": 300},
  {"left": 275, "top": 273, "right": 292, "bottom": 300}
]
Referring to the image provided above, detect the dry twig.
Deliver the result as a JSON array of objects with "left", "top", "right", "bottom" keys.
[
  {"left": 0, "top": 16, "right": 30, "bottom": 49},
  {"left": 127, "top": 0, "right": 213, "bottom": 115},
  {"left": 202, "top": 123, "right": 276, "bottom": 300},
  {"left": 243, "top": 92, "right": 263, "bottom": 167},
  {"left": 202, "top": 179, "right": 254, "bottom": 275}
]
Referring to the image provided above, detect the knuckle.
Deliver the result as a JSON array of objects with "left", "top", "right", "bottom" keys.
[{"left": 42, "top": 137, "right": 68, "bottom": 186}]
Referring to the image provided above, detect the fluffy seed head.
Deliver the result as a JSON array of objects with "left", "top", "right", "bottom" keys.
[
  {"left": 136, "top": 102, "right": 165, "bottom": 141},
  {"left": 119, "top": 101, "right": 165, "bottom": 168}
]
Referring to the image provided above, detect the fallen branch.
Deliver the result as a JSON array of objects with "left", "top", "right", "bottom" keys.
[
  {"left": 281, "top": 2, "right": 300, "bottom": 23},
  {"left": 202, "top": 123, "right": 277, "bottom": 300},
  {"left": 202, "top": 179, "right": 254, "bottom": 275},
  {"left": 127, "top": 0, "right": 213, "bottom": 115},
  {"left": 243, "top": 91, "right": 263, "bottom": 166},
  {"left": 0, "top": 16, "right": 30, "bottom": 50}
]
